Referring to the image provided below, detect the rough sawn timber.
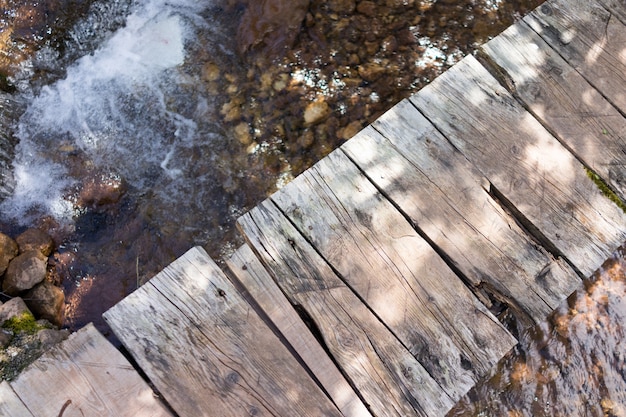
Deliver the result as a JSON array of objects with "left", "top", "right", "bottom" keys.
[
  {"left": 8, "top": 323, "right": 172, "bottom": 417},
  {"left": 226, "top": 243, "right": 372, "bottom": 417},
  {"left": 341, "top": 99, "right": 580, "bottom": 326},
  {"left": 237, "top": 201, "right": 457, "bottom": 417},
  {"left": 0, "top": 381, "right": 33, "bottom": 417},
  {"left": 481, "top": 18, "right": 626, "bottom": 201},
  {"left": 103, "top": 246, "right": 342, "bottom": 417},
  {"left": 524, "top": 0, "right": 626, "bottom": 114},
  {"left": 411, "top": 55, "right": 626, "bottom": 278},
  {"left": 239, "top": 150, "right": 516, "bottom": 399}
]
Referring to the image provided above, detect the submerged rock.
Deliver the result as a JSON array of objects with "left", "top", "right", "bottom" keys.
[
  {"left": 304, "top": 99, "right": 331, "bottom": 126},
  {"left": 237, "top": 0, "right": 310, "bottom": 58}
]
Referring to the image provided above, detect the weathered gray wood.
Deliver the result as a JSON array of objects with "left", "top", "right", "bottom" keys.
[
  {"left": 9, "top": 323, "right": 172, "bottom": 417},
  {"left": 103, "top": 247, "right": 341, "bottom": 417},
  {"left": 226, "top": 244, "right": 372, "bottom": 417},
  {"left": 524, "top": 0, "right": 626, "bottom": 114},
  {"left": 482, "top": 21, "right": 626, "bottom": 201},
  {"left": 0, "top": 381, "right": 33, "bottom": 417},
  {"left": 342, "top": 101, "right": 581, "bottom": 326},
  {"left": 238, "top": 202, "right": 455, "bottom": 417},
  {"left": 597, "top": 0, "right": 626, "bottom": 25},
  {"left": 411, "top": 55, "right": 626, "bottom": 278},
  {"left": 265, "top": 149, "right": 516, "bottom": 398}
]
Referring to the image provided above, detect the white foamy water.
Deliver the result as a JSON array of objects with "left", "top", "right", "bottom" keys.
[{"left": 1, "top": 0, "right": 211, "bottom": 224}]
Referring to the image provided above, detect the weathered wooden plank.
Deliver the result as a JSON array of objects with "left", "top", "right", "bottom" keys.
[
  {"left": 411, "top": 55, "right": 626, "bottom": 278},
  {"left": 103, "top": 247, "right": 341, "bottom": 417},
  {"left": 9, "top": 323, "right": 172, "bottom": 417},
  {"left": 0, "top": 381, "right": 34, "bottom": 417},
  {"left": 482, "top": 21, "right": 626, "bottom": 201},
  {"left": 524, "top": 0, "right": 626, "bottom": 114},
  {"left": 226, "top": 244, "right": 372, "bottom": 417},
  {"left": 238, "top": 202, "right": 455, "bottom": 417},
  {"left": 341, "top": 100, "right": 580, "bottom": 326},
  {"left": 597, "top": 0, "right": 626, "bottom": 25},
  {"left": 265, "top": 149, "right": 516, "bottom": 398}
]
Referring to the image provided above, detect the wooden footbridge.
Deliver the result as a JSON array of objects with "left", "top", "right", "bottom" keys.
[{"left": 3, "top": 0, "right": 626, "bottom": 415}]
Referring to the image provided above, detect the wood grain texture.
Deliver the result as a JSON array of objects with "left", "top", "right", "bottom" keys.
[
  {"left": 0, "top": 381, "right": 33, "bottom": 417},
  {"left": 238, "top": 202, "right": 455, "bottom": 417},
  {"left": 342, "top": 100, "right": 580, "bottom": 325},
  {"left": 265, "top": 148, "right": 515, "bottom": 399},
  {"left": 10, "top": 323, "right": 172, "bottom": 417},
  {"left": 226, "top": 244, "right": 372, "bottom": 417},
  {"left": 524, "top": 0, "right": 626, "bottom": 114},
  {"left": 482, "top": 21, "right": 626, "bottom": 201},
  {"left": 597, "top": 0, "right": 626, "bottom": 25},
  {"left": 104, "top": 247, "right": 341, "bottom": 417},
  {"left": 411, "top": 55, "right": 626, "bottom": 278}
]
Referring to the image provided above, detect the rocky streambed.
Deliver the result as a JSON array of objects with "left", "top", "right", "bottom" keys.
[{"left": 0, "top": 228, "right": 69, "bottom": 380}]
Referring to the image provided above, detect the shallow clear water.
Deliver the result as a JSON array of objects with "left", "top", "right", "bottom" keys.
[{"left": 449, "top": 246, "right": 626, "bottom": 416}]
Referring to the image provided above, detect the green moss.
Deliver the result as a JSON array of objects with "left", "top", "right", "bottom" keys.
[
  {"left": 586, "top": 168, "right": 626, "bottom": 214},
  {"left": 2, "top": 312, "right": 48, "bottom": 335}
]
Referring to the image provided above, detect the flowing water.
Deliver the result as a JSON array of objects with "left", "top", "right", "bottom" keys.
[{"left": 1, "top": 0, "right": 625, "bottom": 413}]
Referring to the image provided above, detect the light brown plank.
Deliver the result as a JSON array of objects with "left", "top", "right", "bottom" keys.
[
  {"left": 482, "top": 21, "right": 626, "bottom": 200},
  {"left": 238, "top": 202, "right": 455, "bottom": 417},
  {"left": 0, "top": 381, "right": 34, "bottom": 417},
  {"left": 103, "top": 247, "right": 341, "bottom": 417},
  {"left": 411, "top": 55, "right": 626, "bottom": 278},
  {"left": 226, "top": 244, "right": 372, "bottom": 417},
  {"left": 524, "top": 0, "right": 626, "bottom": 114},
  {"left": 265, "top": 149, "right": 516, "bottom": 399},
  {"left": 9, "top": 323, "right": 172, "bottom": 417},
  {"left": 342, "top": 101, "right": 580, "bottom": 326}
]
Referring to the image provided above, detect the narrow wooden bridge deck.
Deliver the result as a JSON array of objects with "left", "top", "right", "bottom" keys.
[{"left": 3, "top": 0, "right": 626, "bottom": 415}]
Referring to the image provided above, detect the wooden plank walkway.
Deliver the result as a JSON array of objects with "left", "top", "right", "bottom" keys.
[
  {"left": 1, "top": 323, "right": 172, "bottom": 416},
  {"left": 10, "top": 0, "right": 626, "bottom": 415}
]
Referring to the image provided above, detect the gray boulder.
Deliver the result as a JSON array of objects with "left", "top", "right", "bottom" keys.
[{"left": 3, "top": 250, "right": 47, "bottom": 296}]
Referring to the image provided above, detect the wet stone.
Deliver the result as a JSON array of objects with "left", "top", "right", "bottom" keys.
[
  {"left": 16, "top": 228, "right": 54, "bottom": 257},
  {"left": 0, "top": 232, "right": 18, "bottom": 275},
  {"left": 304, "top": 99, "right": 331, "bottom": 126},
  {"left": 3, "top": 251, "right": 47, "bottom": 296},
  {"left": 25, "top": 282, "right": 65, "bottom": 327},
  {"left": 356, "top": 1, "right": 377, "bottom": 17}
]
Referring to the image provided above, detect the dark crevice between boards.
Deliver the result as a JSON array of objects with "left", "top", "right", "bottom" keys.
[
  {"left": 486, "top": 182, "right": 585, "bottom": 281},
  {"left": 223, "top": 242, "right": 338, "bottom": 404},
  {"left": 235, "top": 214, "right": 374, "bottom": 415},
  {"left": 290, "top": 303, "right": 374, "bottom": 416},
  {"left": 339, "top": 148, "right": 527, "bottom": 339},
  {"left": 266, "top": 196, "right": 449, "bottom": 400}
]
